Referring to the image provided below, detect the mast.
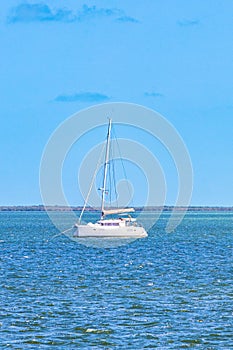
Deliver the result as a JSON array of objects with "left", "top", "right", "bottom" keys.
[{"left": 101, "top": 118, "right": 112, "bottom": 219}]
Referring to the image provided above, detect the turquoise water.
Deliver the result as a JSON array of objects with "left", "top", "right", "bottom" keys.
[{"left": 0, "top": 211, "right": 233, "bottom": 349}]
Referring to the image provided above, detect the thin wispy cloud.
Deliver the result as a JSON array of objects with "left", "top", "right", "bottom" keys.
[
  {"left": 116, "top": 16, "right": 139, "bottom": 23},
  {"left": 78, "top": 6, "right": 139, "bottom": 23},
  {"left": 77, "top": 4, "right": 123, "bottom": 21},
  {"left": 8, "top": 3, "right": 75, "bottom": 23},
  {"left": 144, "top": 92, "right": 163, "bottom": 98},
  {"left": 7, "top": 3, "right": 138, "bottom": 24},
  {"left": 55, "top": 92, "right": 110, "bottom": 103},
  {"left": 177, "top": 19, "right": 200, "bottom": 27}
]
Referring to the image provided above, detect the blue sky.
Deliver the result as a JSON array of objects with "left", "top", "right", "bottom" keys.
[{"left": 0, "top": 0, "right": 232, "bottom": 206}]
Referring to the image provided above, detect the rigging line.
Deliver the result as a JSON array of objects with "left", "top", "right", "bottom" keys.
[
  {"left": 113, "top": 126, "right": 135, "bottom": 209},
  {"left": 78, "top": 142, "right": 106, "bottom": 223},
  {"left": 109, "top": 147, "right": 112, "bottom": 208},
  {"left": 108, "top": 142, "right": 118, "bottom": 211},
  {"left": 111, "top": 136, "right": 119, "bottom": 209}
]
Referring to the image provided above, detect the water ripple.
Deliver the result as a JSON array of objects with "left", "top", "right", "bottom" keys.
[{"left": 0, "top": 211, "right": 233, "bottom": 348}]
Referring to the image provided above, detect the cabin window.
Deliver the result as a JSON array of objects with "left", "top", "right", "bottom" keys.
[{"left": 102, "top": 222, "right": 119, "bottom": 226}]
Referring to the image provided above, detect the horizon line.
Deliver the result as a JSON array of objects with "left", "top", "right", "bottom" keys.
[{"left": 0, "top": 205, "right": 233, "bottom": 212}]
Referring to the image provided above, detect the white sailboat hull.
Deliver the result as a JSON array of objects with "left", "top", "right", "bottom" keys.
[
  {"left": 74, "top": 120, "right": 147, "bottom": 242},
  {"left": 74, "top": 224, "right": 147, "bottom": 238}
]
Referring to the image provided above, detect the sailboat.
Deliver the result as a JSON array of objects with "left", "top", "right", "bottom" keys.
[{"left": 73, "top": 119, "right": 147, "bottom": 238}]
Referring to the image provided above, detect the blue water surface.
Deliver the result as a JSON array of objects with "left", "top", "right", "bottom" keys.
[{"left": 0, "top": 211, "right": 233, "bottom": 349}]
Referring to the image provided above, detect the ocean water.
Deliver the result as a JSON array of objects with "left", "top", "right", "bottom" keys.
[{"left": 0, "top": 211, "right": 233, "bottom": 349}]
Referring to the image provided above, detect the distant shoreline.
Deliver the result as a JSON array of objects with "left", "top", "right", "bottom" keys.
[{"left": 0, "top": 205, "right": 232, "bottom": 212}]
